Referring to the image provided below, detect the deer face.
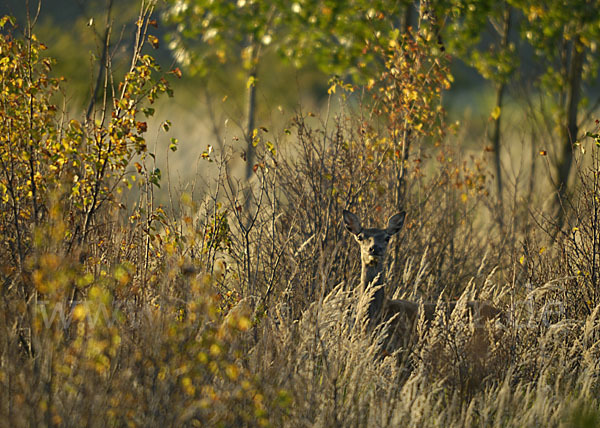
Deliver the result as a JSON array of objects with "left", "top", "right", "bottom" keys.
[
  {"left": 354, "top": 228, "right": 392, "bottom": 266},
  {"left": 343, "top": 210, "right": 406, "bottom": 267}
]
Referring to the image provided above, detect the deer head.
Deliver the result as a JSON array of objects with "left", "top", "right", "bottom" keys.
[{"left": 343, "top": 209, "right": 406, "bottom": 319}]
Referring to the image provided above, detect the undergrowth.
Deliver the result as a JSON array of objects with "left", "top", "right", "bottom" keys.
[{"left": 1, "top": 7, "right": 600, "bottom": 428}]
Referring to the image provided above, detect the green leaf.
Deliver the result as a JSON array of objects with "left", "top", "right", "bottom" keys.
[
  {"left": 142, "top": 107, "right": 155, "bottom": 117},
  {"left": 149, "top": 168, "right": 161, "bottom": 188}
]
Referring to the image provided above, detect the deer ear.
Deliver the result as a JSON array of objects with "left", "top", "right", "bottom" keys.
[
  {"left": 343, "top": 210, "right": 362, "bottom": 235},
  {"left": 386, "top": 211, "right": 405, "bottom": 235}
]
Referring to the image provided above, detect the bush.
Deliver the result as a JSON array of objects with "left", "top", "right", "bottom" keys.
[{"left": 1, "top": 9, "right": 600, "bottom": 428}]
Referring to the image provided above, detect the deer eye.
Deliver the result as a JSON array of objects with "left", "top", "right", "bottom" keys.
[{"left": 384, "top": 235, "right": 391, "bottom": 242}]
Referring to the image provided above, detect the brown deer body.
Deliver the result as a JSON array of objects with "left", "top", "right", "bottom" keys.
[{"left": 342, "top": 209, "right": 502, "bottom": 331}]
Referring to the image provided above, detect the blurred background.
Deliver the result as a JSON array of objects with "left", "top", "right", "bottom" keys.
[{"left": 2, "top": 0, "right": 600, "bottom": 224}]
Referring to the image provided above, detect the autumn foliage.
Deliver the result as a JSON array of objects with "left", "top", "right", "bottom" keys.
[{"left": 1, "top": 5, "right": 600, "bottom": 428}]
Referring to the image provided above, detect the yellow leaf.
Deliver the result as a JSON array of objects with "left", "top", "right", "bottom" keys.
[
  {"left": 491, "top": 106, "right": 501, "bottom": 120},
  {"left": 147, "top": 34, "right": 159, "bottom": 49},
  {"left": 210, "top": 343, "right": 221, "bottom": 356},
  {"left": 519, "top": 255, "right": 525, "bottom": 265},
  {"left": 238, "top": 316, "right": 251, "bottom": 331},
  {"left": 181, "top": 377, "right": 195, "bottom": 395},
  {"left": 226, "top": 364, "right": 239, "bottom": 380},
  {"left": 72, "top": 304, "right": 87, "bottom": 321},
  {"left": 328, "top": 84, "right": 336, "bottom": 95}
]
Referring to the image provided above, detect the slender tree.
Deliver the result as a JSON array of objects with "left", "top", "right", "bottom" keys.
[
  {"left": 443, "top": 0, "right": 517, "bottom": 223},
  {"left": 509, "top": 0, "right": 600, "bottom": 229},
  {"left": 163, "top": 0, "right": 411, "bottom": 180}
]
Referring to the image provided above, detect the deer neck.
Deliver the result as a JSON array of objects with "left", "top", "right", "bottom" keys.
[
  {"left": 361, "top": 260, "right": 384, "bottom": 290},
  {"left": 361, "top": 258, "right": 385, "bottom": 320}
]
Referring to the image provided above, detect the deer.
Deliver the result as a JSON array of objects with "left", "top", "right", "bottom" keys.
[{"left": 342, "top": 209, "right": 503, "bottom": 334}]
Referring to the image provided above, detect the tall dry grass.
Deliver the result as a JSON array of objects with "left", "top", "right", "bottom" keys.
[{"left": 1, "top": 10, "right": 600, "bottom": 428}]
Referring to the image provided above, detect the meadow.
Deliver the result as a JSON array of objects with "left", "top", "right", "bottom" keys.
[{"left": 1, "top": 2, "right": 600, "bottom": 427}]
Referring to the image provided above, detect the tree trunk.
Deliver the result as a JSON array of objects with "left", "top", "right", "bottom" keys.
[
  {"left": 555, "top": 37, "right": 584, "bottom": 230},
  {"left": 402, "top": 2, "right": 412, "bottom": 33},
  {"left": 244, "top": 66, "right": 257, "bottom": 182},
  {"left": 490, "top": 6, "right": 511, "bottom": 227},
  {"left": 86, "top": 0, "right": 113, "bottom": 122},
  {"left": 491, "top": 81, "right": 505, "bottom": 219}
]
